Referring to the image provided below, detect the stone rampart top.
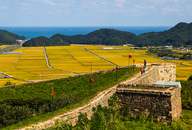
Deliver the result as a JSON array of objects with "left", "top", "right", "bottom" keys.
[{"left": 117, "top": 84, "right": 180, "bottom": 97}]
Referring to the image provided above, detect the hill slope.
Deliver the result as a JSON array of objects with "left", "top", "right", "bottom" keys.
[
  {"left": 19, "top": 22, "right": 192, "bottom": 47},
  {"left": 0, "top": 29, "right": 26, "bottom": 45},
  {"left": 23, "top": 29, "right": 137, "bottom": 46},
  {"left": 137, "top": 22, "right": 192, "bottom": 47}
]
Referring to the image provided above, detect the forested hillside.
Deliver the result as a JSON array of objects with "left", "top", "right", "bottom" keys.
[
  {"left": 11, "top": 22, "right": 192, "bottom": 47},
  {"left": 23, "top": 29, "right": 137, "bottom": 46},
  {"left": 0, "top": 29, "right": 26, "bottom": 45},
  {"left": 137, "top": 22, "right": 192, "bottom": 47}
]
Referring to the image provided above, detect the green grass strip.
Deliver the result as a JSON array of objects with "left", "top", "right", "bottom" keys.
[{"left": 2, "top": 67, "right": 140, "bottom": 129}]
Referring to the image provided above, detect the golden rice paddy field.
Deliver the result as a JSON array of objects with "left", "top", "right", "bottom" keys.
[
  {"left": 0, "top": 47, "right": 28, "bottom": 86},
  {"left": 0, "top": 47, "right": 74, "bottom": 86},
  {"left": 120, "top": 47, "right": 192, "bottom": 81},
  {"left": 14, "top": 47, "right": 73, "bottom": 80},
  {"left": 46, "top": 46, "right": 114, "bottom": 74},
  {"left": 84, "top": 46, "right": 166, "bottom": 67},
  {"left": 172, "top": 50, "right": 192, "bottom": 53},
  {"left": 166, "top": 59, "right": 192, "bottom": 67},
  {"left": 121, "top": 46, "right": 148, "bottom": 55},
  {"left": 0, "top": 45, "right": 191, "bottom": 86},
  {"left": 0, "top": 45, "right": 9, "bottom": 48},
  {"left": 0, "top": 73, "right": 5, "bottom": 77}
]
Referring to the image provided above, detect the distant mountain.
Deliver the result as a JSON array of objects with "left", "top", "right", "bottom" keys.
[
  {"left": 18, "top": 22, "right": 192, "bottom": 47},
  {"left": 23, "top": 29, "right": 137, "bottom": 47},
  {"left": 137, "top": 22, "right": 192, "bottom": 47},
  {"left": 0, "top": 29, "right": 26, "bottom": 45}
]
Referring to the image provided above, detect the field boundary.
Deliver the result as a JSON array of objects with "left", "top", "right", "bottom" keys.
[
  {"left": 118, "top": 47, "right": 192, "bottom": 67},
  {"left": 61, "top": 47, "right": 85, "bottom": 67},
  {"left": 43, "top": 47, "right": 76, "bottom": 75},
  {"left": 82, "top": 46, "right": 118, "bottom": 67}
]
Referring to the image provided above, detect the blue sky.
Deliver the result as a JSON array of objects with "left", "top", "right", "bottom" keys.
[{"left": 0, "top": 0, "right": 192, "bottom": 26}]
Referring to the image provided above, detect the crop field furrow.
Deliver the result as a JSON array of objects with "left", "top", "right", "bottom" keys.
[
  {"left": 46, "top": 46, "right": 85, "bottom": 74},
  {"left": 12, "top": 47, "right": 73, "bottom": 80},
  {"left": 63, "top": 47, "right": 85, "bottom": 67},
  {"left": 84, "top": 46, "right": 192, "bottom": 80},
  {"left": 46, "top": 46, "right": 115, "bottom": 74},
  {"left": 63, "top": 46, "right": 115, "bottom": 73},
  {"left": 82, "top": 46, "right": 118, "bottom": 67},
  {"left": 0, "top": 47, "right": 30, "bottom": 86},
  {"left": 120, "top": 46, "right": 192, "bottom": 80},
  {"left": 0, "top": 45, "right": 191, "bottom": 84},
  {"left": 84, "top": 46, "right": 152, "bottom": 66}
]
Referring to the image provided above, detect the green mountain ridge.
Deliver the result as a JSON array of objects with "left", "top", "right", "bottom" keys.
[
  {"left": 0, "top": 29, "right": 26, "bottom": 45},
  {"left": 4, "top": 22, "right": 192, "bottom": 47},
  {"left": 137, "top": 22, "right": 192, "bottom": 47}
]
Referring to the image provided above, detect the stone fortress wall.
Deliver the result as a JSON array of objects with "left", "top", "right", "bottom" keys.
[
  {"left": 120, "top": 63, "right": 176, "bottom": 85},
  {"left": 116, "top": 84, "right": 181, "bottom": 123},
  {"left": 18, "top": 63, "right": 180, "bottom": 130}
]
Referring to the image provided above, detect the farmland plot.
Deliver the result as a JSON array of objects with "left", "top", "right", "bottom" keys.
[
  {"left": 166, "top": 59, "right": 192, "bottom": 67},
  {"left": 0, "top": 45, "right": 191, "bottom": 84},
  {"left": 0, "top": 47, "right": 28, "bottom": 86},
  {"left": 120, "top": 46, "right": 192, "bottom": 80},
  {"left": 176, "top": 65, "right": 192, "bottom": 81},
  {"left": 15, "top": 47, "right": 73, "bottom": 80},
  {"left": 46, "top": 46, "right": 115, "bottom": 74},
  {"left": 84, "top": 46, "right": 166, "bottom": 67}
]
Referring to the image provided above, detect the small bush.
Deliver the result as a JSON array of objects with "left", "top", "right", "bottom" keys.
[{"left": 188, "top": 75, "right": 192, "bottom": 81}]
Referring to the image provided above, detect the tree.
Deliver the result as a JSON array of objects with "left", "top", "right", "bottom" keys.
[
  {"left": 188, "top": 75, "right": 192, "bottom": 81},
  {"left": 4, "top": 80, "right": 15, "bottom": 86}
]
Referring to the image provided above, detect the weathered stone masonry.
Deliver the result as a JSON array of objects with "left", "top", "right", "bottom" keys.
[
  {"left": 116, "top": 63, "right": 180, "bottom": 123},
  {"left": 122, "top": 63, "right": 176, "bottom": 85},
  {"left": 116, "top": 84, "right": 182, "bottom": 123},
  {"left": 18, "top": 63, "right": 180, "bottom": 130}
]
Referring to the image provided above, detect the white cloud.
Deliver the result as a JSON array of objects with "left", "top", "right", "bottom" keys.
[
  {"left": 135, "top": 5, "right": 155, "bottom": 9},
  {"left": 17, "top": 3, "right": 30, "bottom": 6},
  {"left": 140, "top": 0, "right": 180, "bottom": 4},
  {"left": 114, "top": 0, "right": 126, "bottom": 7},
  {"left": 141, "top": 0, "right": 167, "bottom": 4},
  {"left": 115, "top": 0, "right": 126, "bottom": 3},
  {"left": 0, "top": 12, "right": 9, "bottom": 18},
  {"left": 170, "top": 0, "right": 179, "bottom": 3},
  {"left": 0, "top": 5, "right": 8, "bottom": 9},
  {"left": 44, "top": 0, "right": 57, "bottom": 5},
  {"left": 186, "top": 4, "right": 192, "bottom": 13},
  {"left": 0, "top": 0, "right": 191, "bottom": 26},
  {"left": 162, "top": 7, "right": 180, "bottom": 12},
  {"left": 115, "top": 3, "right": 124, "bottom": 7}
]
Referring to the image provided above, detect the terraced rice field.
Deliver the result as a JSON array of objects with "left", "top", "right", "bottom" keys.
[
  {"left": 172, "top": 50, "right": 192, "bottom": 53},
  {"left": 176, "top": 65, "right": 192, "bottom": 80},
  {"left": 46, "top": 46, "right": 115, "bottom": 74},
  {"left": 120, "top": 47, "right": 192, "bottom": 80},
  {"left": 0, "top": 47, "right": 28, "bottom": 86},
  {"left": 0, "top": 47, "right": 74, "bottom": 86},
  {"left": 0, "top": 79, "right": 27, "bottom": 87},
  {"left": 0, "top": 74, "right": 5, "bottom": 76},
  {"left": 166, "top": 59, "right": 192, "bottom": 67},
  {"left": 84, "top": 46, "right": 166, "bottom": 67},
  {"left": 14, "top": 47, "right": 73, "bottom": 80},
  {"left": 121, "top": 46, "right": 148, "bottom": 55},
  {"left": 0, "top": 45, "right": 9, "bottom": 48},
  {"left": 0, "top": 45, "right": 191, "bottom": 86}
]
